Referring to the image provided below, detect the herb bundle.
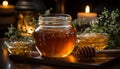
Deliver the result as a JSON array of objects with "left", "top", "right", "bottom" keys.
[{"left": 73, "top": 8, "right": 120, "bottom": 49}]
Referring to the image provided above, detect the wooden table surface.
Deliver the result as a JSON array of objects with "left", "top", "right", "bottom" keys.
[{"left": 0, "top": 38, "right": 120, "bottom": 69}]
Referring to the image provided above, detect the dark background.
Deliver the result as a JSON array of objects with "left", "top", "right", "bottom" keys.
[
  {"left": 0, "top": 0, "right": 120, "bottom": 37},
  {"left": 0, "top": 0, "right": 120, "bottom": 19}
]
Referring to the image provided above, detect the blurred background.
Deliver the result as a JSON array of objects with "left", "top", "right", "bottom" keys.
[
  {"left": 0, "top": 0, "right": 119, "bottom": 18},
  {"left": 0, "top": 0, "right": 120, "bottom": 37}
]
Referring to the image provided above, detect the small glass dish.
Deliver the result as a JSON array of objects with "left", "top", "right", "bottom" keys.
[
  {"left": 76, "top": 33, "right": 109, "bottom": 50},
  {"left": 4, "top": 39, "right": 34, "bottom": 56}
]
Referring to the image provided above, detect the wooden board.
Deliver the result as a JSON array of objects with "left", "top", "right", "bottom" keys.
[{"left": 9, "top": 49, "right": 120, "bottom": 69}]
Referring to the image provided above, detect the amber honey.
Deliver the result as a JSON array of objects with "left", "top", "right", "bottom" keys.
[
  {"left": 77, "top": 33, "right": 109, "bottom": 50},
  {"left": 5, "top": 41, "right": 32, "bottom": 55},
  {"left": 34, "top": 28, "right": 76, "bottom": 57},
  {"left": 7, "top": 47, "right": 31, "bottom": 55}
]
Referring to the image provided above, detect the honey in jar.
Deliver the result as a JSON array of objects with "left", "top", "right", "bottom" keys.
[{"left": 34, "top": 14, "right": 76, "bottom": 57}]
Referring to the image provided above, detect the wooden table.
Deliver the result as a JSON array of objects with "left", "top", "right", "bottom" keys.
[{"left": 0, "top": 38, "right": 120, "bottom": 69}]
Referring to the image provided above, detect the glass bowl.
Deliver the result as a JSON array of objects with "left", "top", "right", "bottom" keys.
[
  {"left": 76, "top": 33, "right": 109, "bottom": 50},
  {"left": 4, "top": 40, "right": 34, "bottom": 56}
]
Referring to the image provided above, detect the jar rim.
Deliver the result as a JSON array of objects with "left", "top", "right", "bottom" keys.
[
  {"left": 38, "top": 13, "right": 72, "bottom": 25},
  {"left": 40, "top": 13, "right": 71, "bottom": 17}
]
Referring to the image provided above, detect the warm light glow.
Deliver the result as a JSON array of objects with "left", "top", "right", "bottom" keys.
[
  {"left": 66, "top": 55, "right": 76, "bottom": 62},
  {"left": 18, "top": 14, "right": 35, "bottom": 36},
  {"left": 27, "top": 27, "right": 35, "bottom": 34},
  {"left": 85, "top": 5, "right": 90, "bottom": 13},
  {"left": 2, "top": 1, "right": 8, "bottom": 6}
]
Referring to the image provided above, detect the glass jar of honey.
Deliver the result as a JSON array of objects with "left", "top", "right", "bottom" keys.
[{"left": 34, "top": 14, "right": 77, "bottom": 58}]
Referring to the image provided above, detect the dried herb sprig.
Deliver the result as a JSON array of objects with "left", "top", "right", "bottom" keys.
[
  {"left": 73, "top": 8, "right": 120, "bottom": 49},
  {"left": 84, "top": 8, "right": 120, "bottom": 34}
]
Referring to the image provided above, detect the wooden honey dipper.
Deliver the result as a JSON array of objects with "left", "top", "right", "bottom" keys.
[{"left": 74, "top": 46, "right": 96, "bottom": 58}]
